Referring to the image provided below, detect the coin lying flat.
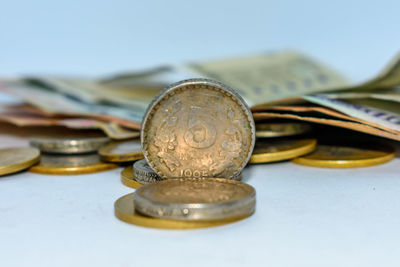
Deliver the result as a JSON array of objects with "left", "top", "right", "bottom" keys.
[
  {"left": 115, "top": 193, "right": 251, "bottom": 229},
  {"left": 30, "top": 137, "right": 109, "bottom": 154},
  {"left": 292, "top": 144, "right": 396, "bottom": 168},
  {"left": 0, "top": 147, "right": 40, "bottom": 176},
  {"left": 255, "top": 122, "right": 311, "bottom": 138},
  {"left": 134, "top": 178, "right": 256, "bottom": 221},
  {"left": 121, "top": 166, "right": 143, "bottom": 189},
  {"left": 99, "top": 139, "right": 143, "bottom": 163},
  {"left": 249, "top": 138, "right": 316, "bottom": 164},
  {"left": 141, "top": 79, "right": 255, "bottom": 179},
  {"left": 29, "top": 153, "right": 118, "bottom": 175},
  {"left": 134, "top": 159, "right": 164, "bottom": 184}
]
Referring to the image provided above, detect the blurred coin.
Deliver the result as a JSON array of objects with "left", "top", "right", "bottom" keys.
[
  {"left": 249, "top": 138, "right": 316, "bottom": 164},
  {"left": 292, "top": 144, "right": 396, "bottom": 168},
  {"left": 121, "top": 165, "right": 143, "bottom": 189},
  {"left": 134, "top": 178, "right": 256, "bottom": 221},
  {"left": 0, "top": 147, "right": 40, "bottom": 176},
  {"left": 141, "top": 79, "right": 255, "bottom": 179},
  {"left": 134, "top": 159, "right": 164, "bottom": 184},
  {"left": 29, "top": 153, "right": 118, "bottom": 175},
  {"left": 30, "top": 137, "right": 109, "bottom": 154},
  {"left": 115, "top": 193, "right": 251, "bottom": 229},
  {"left": 99, "top": 139, "right": 143, "bottom": 163},
  {"left": 256, "top": 122, "right": 311, "bottom": 138}
]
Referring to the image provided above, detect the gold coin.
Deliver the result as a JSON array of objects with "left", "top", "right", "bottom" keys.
[
  {"left": 29, "top": 153, "right": 118, "bottom": 175},
  {"left": 134, "top": 178, "right": 256, "bottom": 221},
  {"left": 249, "top": 138, "right": 316, "bottom": 164},
  {"left": 141, "top": 79, "right": 255, "bottom": 179},
  {"left": 99, "top": 139, "right": 143, "bottom": 163},
  {"left": 115, "top": 193, "right": 251, "bottom": 229},
  {"left": 292, "top": 144, "right": 396, "bottom": 168},
  {"left": 256, "top": 122, "right": 311, "bottom": 138},
  {"left": 0, "top": 147, "right": 40, "bottom": 176},
  {"left": 121, "top": 166, "right": 143, "bottom": 189}
]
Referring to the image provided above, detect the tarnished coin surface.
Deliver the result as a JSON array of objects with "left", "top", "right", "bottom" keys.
[
  {"left": 134, "top": 159, "right": 164, "bottom": 184},
  {"left": 121, "top": 166, "right": 143, "bottom": 189},
  {"left": 256, "top": 122, "right": 311, "bottom": 138},
  {"left": 292, "top": 144, "right": 396, "bottom": 168},
  {"left": 0, "top": 147, "right": 40, "bottom": 176},
  {"left": 141, "top": 79, "right": 255, "bottom": 179},
  {"left": 134, "top": 178, "right": 256, "bottom": 221},
  {"left": 250, "top": 138, "right": 316, "bottom": 164},
  {"left": 99, "top": 139, "right": 143, "bottom": 163},
  {"left": 30, "top": 137, "right": 109, "bottom": 154},
  {"left": 115, "top": 193, "right": 251, "bottom": 229},
  {"left": 29, "top": 153, "right": 118, "bottom": 175}
]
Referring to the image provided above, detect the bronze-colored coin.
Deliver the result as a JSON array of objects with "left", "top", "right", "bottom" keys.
[
  {"left": 29, "top": 153, "right": 118, "bottom": 175},
  {"left": 121, "top": 166, "right": 143, "bottom": 189},
  {"left": 30, "top": 137, "right": 109, "bottom": 154},
  {"left": 141, "top": 79, "right": 255, "bottom": 179},
  {"left": 249, "top": 138, "right": 316, "bottom": 164},
  {"left": 292, "top": 144, "right": 396, "bottom": 168},
  {"left": 99, "top": 139, "right": 143, "bottom": 163},
  {"left": 115, "top": 193, "right": 252, "bottom": 229},
  {"left": 256, "top": 122, "right": 311, "bottom": 138},
  {"left": 134, "top": 178, "right": 256, "bottom": 221},
  {"left": 0, "top": 147, "right": 40, "bottom": 176}
]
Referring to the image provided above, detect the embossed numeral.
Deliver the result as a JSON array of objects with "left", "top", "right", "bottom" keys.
[{"left": 180, "top": 169, "right": 208, "bottom": 178}]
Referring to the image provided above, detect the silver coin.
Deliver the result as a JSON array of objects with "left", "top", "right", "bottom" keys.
[
  {"left": 30, "top": 137, "right": 109, "bottom": 154},
  {"left": 133, "top": 178, "right": 256, "bottom": 221},
  {"left": 133, "top": 159, "right": 164, "bottom": 184}
]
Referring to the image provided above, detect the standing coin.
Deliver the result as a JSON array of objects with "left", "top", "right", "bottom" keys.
[
  {"left": 29, "top": 153, "right": 118, "bottom": 175},
  {"left": 256, "top": 122, "right": 311, "bottom": 138},
  {"left": 133, "top": 159, "right": 164, "bottom": 184},
  {"left": 121, "top": 165, "right": 143, "bottom": 189},
  {"left": 249, "top": 138, "right": 316, "bottom": 164},
  {"left": 141, "top": 79, "right": 255, "bottom": 179},
  {"left": 99, "top": 139, "right": 143, "bottom": 163},
  {"left": 0, "top": 147, "right": 40, "bottom": 176},
  {"left": 134, "top": 178, "right": 256, "bottom": 221},
  {"left": 30, "top": 137, "right": 109, "bottom": 154},
  {"left": 292, "top": 144, "right": 396, "bottom": 168}
]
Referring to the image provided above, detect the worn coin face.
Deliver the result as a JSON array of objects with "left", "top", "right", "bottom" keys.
[
  {"left": 0, "top": 147, "right": 40, "bottom": 176},
  {"left": 121, "top": 166, "right": 143, "bottom": 189},
  {"left": 134, "top": 178, "right": 256, "bottom": 221},
  {"left": 255, "top": 122, "right": 311, "bottom": 138},
  {"left": 115, "top": 193, "right": 251, "bottom": 229},
  {"left": 249, "top": 138, "right": 316, "bottom": 164},
  {"left": 30, "top": 137, "right": 109, "bottom": 154},
  {"left": 141, "top": 79, "right": 255, "bottom": 179},
  {"left": 29, "top": 153, "right": 118, "bottom": 175},
  {"left": 133, "top": 159, "right": 164, "bottom": 184},
  {"left": 292, "top": 144, "right": 396, "bottom": 168},
  {"left": 99, "top": 139, "right": 143, "bottom": 163}
]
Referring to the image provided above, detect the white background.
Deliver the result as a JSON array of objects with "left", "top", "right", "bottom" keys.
[{"left": 1, "top": 0, "right": 400, "bottom": 266}]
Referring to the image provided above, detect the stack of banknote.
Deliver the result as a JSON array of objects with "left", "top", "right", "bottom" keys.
[{"left": 0, "top": 51, "right": 399, "bottom": 141}]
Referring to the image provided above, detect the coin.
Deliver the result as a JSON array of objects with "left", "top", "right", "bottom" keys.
[
  {"left": 292, "top": 144, "right": 396, "bottom": 168},
  {"left": 249, "top": 138, "right": 316, "bottom": 164},
  {"left": 115, "top": 193, "right": 252, "bottom": 229},
  {"left": 29, "top": 153, "right": 118, "bottom": 175},
  {"left": 133, "top": 159, "right": 164, "bottom": 184},
  {"left": 121, "top": 166, "right": 143, "bottom": 189},
  {"left": 30, "top": 137, "right": 109, "bottom": 154},
  {"left": 99, "top": 139, "right": 143, "bottom": 163},
  {"left": 0, "top": 147, "right": 40, "bottom": 176},
  {"left": 141, "top": 79, "right": 255, "bottom": 179},
  {"left": 255, "top": 122, "right": 311, "bottom": 138},
  {"left": 134, "top": 178, "right": 256, "bottom": 221}
]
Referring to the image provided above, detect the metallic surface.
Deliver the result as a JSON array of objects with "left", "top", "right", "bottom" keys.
[
  {"left": 29, "top": 153, "right": 118, "bottom": 175},
  {"left": 99, "top": 139, "right": 143, "bottom": 163},
  {"left": 115, "top": 193, "right": 251, "bottom": 229},
  {"left": 0, "top": 147, "right": 40, "bottom": 176},
  {"left": 133, "top": 159, "right": 164, "bottom": 184},
  {"left": 30, "top": 137, "right": 109, "bottom": 154},
  {"left": 250, "top": 138, "right": 317, "bottom": 163},
  {"left": 121, "top": 165, "right": 143, "bottom": 189},
  {"left": 255, "top": 122, "right": 311, "bottom": 138},
  {"left": 292, "top": 144, "right": 396, "bottom": 168},
  {"left": 141, "top": 79, "right": 255, "bottom": 179},
  {"left": 134, "top": 178, "right": 256, "bottom": 221}
]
